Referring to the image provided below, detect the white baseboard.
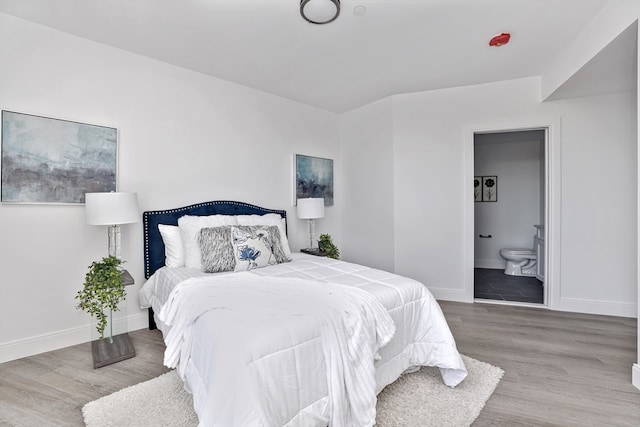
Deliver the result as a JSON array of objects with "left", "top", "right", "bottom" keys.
[
  {"left": 555, "top": 297, "right": 637, "bottom": 318},
  {"left": 474, "top": 260, "right": 505, "bottom": 269},
  {"left": 429, "top": 287, "right": 473, "bottom": 303},
  {"left": 633, "top": 364, "right": 640, "bottom": 390},
  {"left": 0, "top": 312, "right": 149, "bottom": 364}
]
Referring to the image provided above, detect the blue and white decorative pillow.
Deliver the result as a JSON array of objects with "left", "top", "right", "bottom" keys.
[{"left": 231, "top": 226, "right": 278, "bottom": 271}]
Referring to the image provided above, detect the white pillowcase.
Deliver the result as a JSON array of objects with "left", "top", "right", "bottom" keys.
[
  {"left": 158, "top": 224, "right": 185, "bottom": 268},
  {"left": 178, "top": 215, "right": 238, "bottom": 270},
  {"left": 235, "top": 214, "right": 292, "bottom": 260}
]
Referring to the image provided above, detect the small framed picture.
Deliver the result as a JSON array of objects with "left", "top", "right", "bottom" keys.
[
  {"left": 474, "top": 177, "right": 482, "bottom": 202},
  {"left": 482, "top": 176, "right": 497, "bottom": 202}
]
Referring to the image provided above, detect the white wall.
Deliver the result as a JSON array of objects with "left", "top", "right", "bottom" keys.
[
  {"left": 384, "top": 77, "right": 636, "bottom": 316},
  {"left": 340, "top": 99, "right": 395, "bottom": 271},
  {"left": 474, "top": 131, "right": 544, "bottom": 269},
  {"left": 553, "top": 92, "right": 636, "bottom": 311},
  {"left": 0, "top": 14, "right": 341, "bottom": 362}
]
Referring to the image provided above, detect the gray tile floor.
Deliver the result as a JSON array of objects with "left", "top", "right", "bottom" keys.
[{"left": 474, "top": 268, "right": 543, "bottom": 304}]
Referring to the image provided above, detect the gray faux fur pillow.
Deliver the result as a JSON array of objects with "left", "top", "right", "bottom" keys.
[
  {"left": 198, "top": 226, "right": 235, "bottom": 273},
  {"left": 259, "top": 225, "right": 289, "bottom": 264}
]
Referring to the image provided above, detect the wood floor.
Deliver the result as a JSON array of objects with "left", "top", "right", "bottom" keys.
[
  {"left": 442, "top": 301, "right": 639, "bottom": 427},
  {"left": 0, "top": 302, "right": 638, "bottom": 426},
  {"left": 0, "top": 330, "right": 171, "bottom": 427}
]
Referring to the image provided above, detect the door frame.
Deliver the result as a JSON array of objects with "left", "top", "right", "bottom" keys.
[{"left": 463, "top": 118, "right": 561, "bottom": 308}]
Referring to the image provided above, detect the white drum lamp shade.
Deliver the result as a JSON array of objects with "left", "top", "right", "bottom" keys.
[
  {"left": 297, "top": 197, "right": 325, "bottom": 219},
  {"left": 85, "top": 192, "right": 139, "bottom": 225},
  {"left": 297, "top": 198, "right": 325, "bottom": 249}
]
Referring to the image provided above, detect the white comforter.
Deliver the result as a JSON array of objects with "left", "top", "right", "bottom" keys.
[
  {"left": 159, "top": 273, "right": 395, "bottom": 426},
  {"left": 139, "top": 254, "right": 467, "bottom": 426}
]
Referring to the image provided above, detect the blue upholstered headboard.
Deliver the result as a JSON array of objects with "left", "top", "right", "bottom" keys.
[{"left": 143, "top": 200, "right": 287, "bottom": 279}]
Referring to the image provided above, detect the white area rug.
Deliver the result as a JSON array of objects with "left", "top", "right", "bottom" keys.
[{"left": 83, "top": 355, "right": 503, "bottom": 427}]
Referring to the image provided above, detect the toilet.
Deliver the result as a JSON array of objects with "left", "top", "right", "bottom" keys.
[{"left": 499, "top": 246, "right": 537, "bottom": 277}]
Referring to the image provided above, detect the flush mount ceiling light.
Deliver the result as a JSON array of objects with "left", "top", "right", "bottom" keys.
[{"left": 300, "top": 0, "right": 340, "bottom": 24}]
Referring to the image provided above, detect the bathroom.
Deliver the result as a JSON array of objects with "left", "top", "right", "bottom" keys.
[{"left": 474, "top": 129, "right": 545, "bottom": 304}]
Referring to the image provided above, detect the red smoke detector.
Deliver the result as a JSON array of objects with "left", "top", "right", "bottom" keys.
[{"left": 489, "top": 33, "right": 511, "bottom": 47}]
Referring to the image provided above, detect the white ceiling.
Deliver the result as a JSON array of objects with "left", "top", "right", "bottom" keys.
[{"left": 0, "top": 0, "right": 636, "bottom": 113}]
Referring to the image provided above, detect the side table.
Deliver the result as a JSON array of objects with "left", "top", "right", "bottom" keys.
[
  {"left": 91, "top": 269, "right": 136, "bottom": 368},
  {"left": 301, "top": 248, "right": 327, "bottom": 257}
]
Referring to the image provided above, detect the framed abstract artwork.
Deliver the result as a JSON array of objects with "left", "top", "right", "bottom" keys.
[
  {"left": 1, "top": 111, "right": 117, "bottom": 204},
  {"left": 294, "top": 154, "right": 334, "bottom": 205}
]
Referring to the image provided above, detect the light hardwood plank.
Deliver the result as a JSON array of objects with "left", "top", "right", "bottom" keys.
[
  {"left": 0, "top": 329, "right": 169, "bottom": 427},
  {"left": 439, "top": 301, "right": 639, "bottom": 427},
  {"left": 0, "top": 303, "right": 638, "bottom": 426}
]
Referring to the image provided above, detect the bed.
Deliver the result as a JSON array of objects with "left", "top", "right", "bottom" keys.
[{"left": 138, "top": 200, "right": 467, "bottom": 427}]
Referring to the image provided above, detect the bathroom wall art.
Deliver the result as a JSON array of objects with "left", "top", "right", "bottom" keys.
[
  {"left": 1, "top": 111, "right": 117, "bottom": 204},
  {"left": 474, "top": 176, "right": 482, "bottom": 202},
  {"left": 482, "top": 176, "right": 498, "bottom": 202},
  {"left": 294, "top": 154, "right": 334, "bottom": 205}
]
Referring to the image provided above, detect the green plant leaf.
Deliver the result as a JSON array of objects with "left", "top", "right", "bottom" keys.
[
  {"left": 75, "top": 256, "right": 126, "bottom": 340},
  {"left": 318, "top": 234, "right": 340, "bottom": 260}
]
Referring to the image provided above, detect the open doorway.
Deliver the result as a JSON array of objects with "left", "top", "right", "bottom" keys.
[
  {"left": 464, "top": 119, "right": 560, "bottom": 308},
  {"left": 474, "top": 130, "right": 545, "bottom": 304}
]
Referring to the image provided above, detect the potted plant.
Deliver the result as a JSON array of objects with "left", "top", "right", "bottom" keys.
[
  {"left": 75, "top": 256, "right": 126, "bottom": 341},
  {"left": 318, "top": 234, "right": 340, "bottom": 259}
]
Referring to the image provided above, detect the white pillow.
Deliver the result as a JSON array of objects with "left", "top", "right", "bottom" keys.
[
  {"left": 158, "top": 224, "right": 185, "bottom": 268},
  {"left": 178, "top": 215, "right": 238, "bottom": 270},
  {"left": 235, "top": 214, "right": 292, "bottom": 260},
  {"left": 230, "top": 226, "right": 277, "bottom": 271}
]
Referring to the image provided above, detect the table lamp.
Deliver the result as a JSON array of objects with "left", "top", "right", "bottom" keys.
[{"left": 297, "top": 198, "right": 325, "bottom": 250}]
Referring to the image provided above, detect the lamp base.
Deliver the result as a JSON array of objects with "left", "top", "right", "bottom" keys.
[
  {"left": 108, "top": 225, "right": 122, "bottom": 259},
  {"left": 307, "top": 218, "right": 316, "bottom": 250}
]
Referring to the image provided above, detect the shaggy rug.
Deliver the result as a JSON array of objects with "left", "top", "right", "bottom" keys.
[{"left": 83, "top": 355, "right": 503, "bottom": 427}]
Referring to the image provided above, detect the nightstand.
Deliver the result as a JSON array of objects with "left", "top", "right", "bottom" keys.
[
  {"left": 301, "top": 248, "right": 326, "bottom": 257},
  {"left": 91, "top": 270, "right": 136, "bottom": 368}
]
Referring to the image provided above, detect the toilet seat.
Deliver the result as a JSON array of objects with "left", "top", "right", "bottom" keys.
[{"left": 501, "top": 248, "right": 533, "bottom": 255}]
